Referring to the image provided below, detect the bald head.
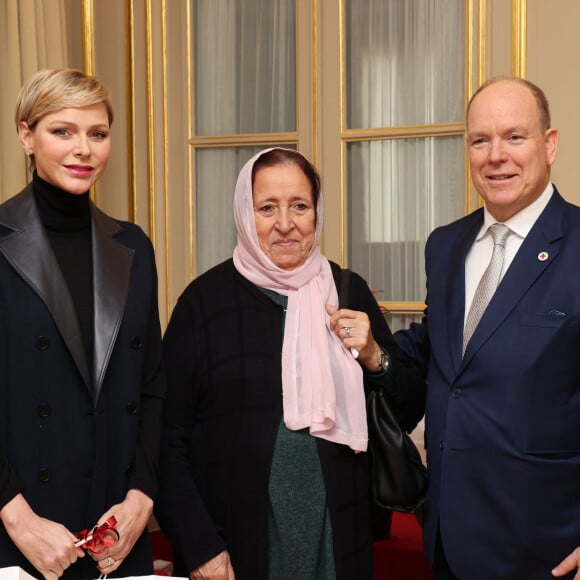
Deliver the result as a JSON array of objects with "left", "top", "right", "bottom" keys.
[{"left": 466, "top": 77, "right": 551, "bottom": 133}]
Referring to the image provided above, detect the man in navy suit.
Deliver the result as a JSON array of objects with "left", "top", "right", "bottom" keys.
[{"left": 395, "top": 77, "right": 580, "bottom": 579}]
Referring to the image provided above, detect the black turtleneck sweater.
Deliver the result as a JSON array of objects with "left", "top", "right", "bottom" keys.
[{"left": 32, "top": 172, "right": 94, "bottom": 377}]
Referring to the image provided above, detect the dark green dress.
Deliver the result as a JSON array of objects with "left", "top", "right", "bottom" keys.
[{"left": 264, "top": 290, "right": 337, "bottom": 580}]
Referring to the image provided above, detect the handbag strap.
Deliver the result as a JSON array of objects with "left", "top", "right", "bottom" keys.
[{"left": 338, "top": 268, "right": 351, "bottom": 309}]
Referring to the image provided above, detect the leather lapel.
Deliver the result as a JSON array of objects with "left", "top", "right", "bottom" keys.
[
  {"left": 91, "top": 204, "right": 134, "bottom": 399},
  {"left": 460, "top": 191, "right": 565, "bottom": 369},
  {"left": 0, "top": 187, "right": 91, "bottom": 387}
]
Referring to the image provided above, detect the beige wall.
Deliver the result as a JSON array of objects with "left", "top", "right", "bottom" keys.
[
  {"left": 482, "top": 0, "right": 580, "bottom": 205},
  {"left": 527, "top": 0, "right": 580, "bottom": 205}
]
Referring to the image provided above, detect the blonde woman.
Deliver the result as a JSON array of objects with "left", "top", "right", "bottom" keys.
[{"left": 0, "top": 68, "right": 165, "bottom": 579}]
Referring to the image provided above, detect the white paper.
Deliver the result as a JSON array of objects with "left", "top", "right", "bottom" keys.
[
  {"left": 0, "top": 569, "right": 186, "bottom": 580},
  {"left": 0, "top": 568, "right": 38, "bottom": 580}
]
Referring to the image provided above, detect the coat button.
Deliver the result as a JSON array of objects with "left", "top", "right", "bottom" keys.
[
  {"left": 35, "top": 336, "right": 50, "bottom": 350},
  {"left": 451, "top": 387, "right": 463, "bottom": 398},
  {"left": 126, "top": 401, "right": 138, "bottom": 415},
  {"left": 130, "top": 336, "right": 143, "bottom": 350},
  {"left": 37, "top": 404, "right": 51, "bottom": 418},
  {"left": 39, "top": 469, "right": 51, "bottom": 482}
]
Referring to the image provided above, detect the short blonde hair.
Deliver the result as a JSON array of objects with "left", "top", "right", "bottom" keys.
[{"left": 15, "top": 68, "right": 114, "bottom": 131}]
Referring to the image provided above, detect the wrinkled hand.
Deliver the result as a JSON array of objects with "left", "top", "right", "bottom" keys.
[
  {"left": 553, "top": 547, "right": 580, "bottom": 579},
  {"left": 326, "top": 304, "right": 381, "bottom": 371},
  {"left": 191, "top": 550, "right": 235, "bottom": 580},
  {"left": 0, "top": 494, "right": 84, "bottom": 579},
  {"left": 92, "top": 488, "right": 153, "bottom": 575}
]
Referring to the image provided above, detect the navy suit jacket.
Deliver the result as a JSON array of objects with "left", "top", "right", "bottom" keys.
[{"left": 395, "top": 187, "right": 580, "bottom": 580}]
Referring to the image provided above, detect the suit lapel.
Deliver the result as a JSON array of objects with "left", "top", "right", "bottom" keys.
[
  {"left": 460, "top": 191, "right": 566, "bottom": 368},
  {"left": 91, "top": 205, "right": 134, "bottom": 399},
  {"left": 443, "top": 213, "right": 483, "bottom": 378},
  {"left": 0, "top": 187, "right": 91, "bottom": 387}
]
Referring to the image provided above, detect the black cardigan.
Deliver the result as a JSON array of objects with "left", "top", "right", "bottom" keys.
[{"left": 155, "top": 258, "right": 425, "bottom": 580}]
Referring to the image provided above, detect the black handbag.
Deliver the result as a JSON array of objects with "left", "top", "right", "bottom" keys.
[
  {"left": 366, "top": 384, "right": 428, "bottom": 512},
  {"left": 338, "top": 268, "right": 428, "bottom": 513}
]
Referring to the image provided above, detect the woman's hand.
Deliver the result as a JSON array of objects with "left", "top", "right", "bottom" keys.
[
  {"left": 0, "top": 494, "right": 84, "bottom": 579},
  {"left": 190, "top": 550, "right": 236, "bottom": 580},
  {"left": 326, "top": 304, "right": 382, "bottom": 371},
  {"left": 92, "top": 488, "right": 153, "bottom": 575},
  {"left": 552, "top": 546, "right": 580, "bottom": 578}
]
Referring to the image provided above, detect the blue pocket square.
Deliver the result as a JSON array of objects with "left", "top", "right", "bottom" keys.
[{"left": 547, "top": 309, "right": 567, "bottom": 317}]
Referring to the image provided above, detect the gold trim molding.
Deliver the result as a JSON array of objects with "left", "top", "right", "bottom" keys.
[
  {"left": 380, "top": 301, "right": 426, "bottom": 315},
  {"left": 188, "top": 133, "right": 299, "bottom": 148},
  {"left": 477, "top": 0, "right": 486, "bottom": 87},
  {"left": 342, "top": 123, "right": 465, "bottom": 142},
  {"left": 81, "top": 0, "right": 97, "bottom": 203},
  {"left": 512, "top": 0, "right": 527, "bottom": 77},
  {"left": 127, "top": 0, "right": 137, "bottom": 224},
  {"left": 311, "top": 0, "right": 319, "bottom": 167},
  {"left": 145, "top": 0, "right": 156, "bottom": 244},
  {"left": 81, "top": 0, "right": 95, "bottom": 74}
]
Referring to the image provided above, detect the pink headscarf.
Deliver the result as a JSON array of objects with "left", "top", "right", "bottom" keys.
[{"left": 232, "top": 148, "right": 368, "bottom": 452}]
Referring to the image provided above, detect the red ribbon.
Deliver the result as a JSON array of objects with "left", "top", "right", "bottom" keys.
[{"left": 75, "top": 515, "right": 119, "bottom": 554}]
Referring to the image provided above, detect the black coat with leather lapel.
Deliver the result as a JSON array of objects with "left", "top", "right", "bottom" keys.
[{"left": 0, "top": 184, "right": 164, "bottom": 577}]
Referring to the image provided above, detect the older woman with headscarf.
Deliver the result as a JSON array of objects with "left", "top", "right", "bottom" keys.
[{"left": 155, "top": 148, "right": 425, "bottom": 580}]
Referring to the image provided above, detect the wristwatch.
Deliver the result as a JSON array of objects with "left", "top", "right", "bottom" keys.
[{"left": 377, "top": 348, "right": 390, "bottom": 372}]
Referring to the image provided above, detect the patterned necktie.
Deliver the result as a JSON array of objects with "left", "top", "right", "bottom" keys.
[{"left": 462, "top": 223, "right": 511, "bottom": 355}]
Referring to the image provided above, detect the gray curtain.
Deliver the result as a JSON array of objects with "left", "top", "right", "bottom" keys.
[{"left": 0, "top": 0, "right": 69, "bottom": 202}]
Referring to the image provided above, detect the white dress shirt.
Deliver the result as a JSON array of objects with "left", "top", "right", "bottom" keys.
[{"left": 464, "top": 183, "right": 554, "bottom": 326}]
